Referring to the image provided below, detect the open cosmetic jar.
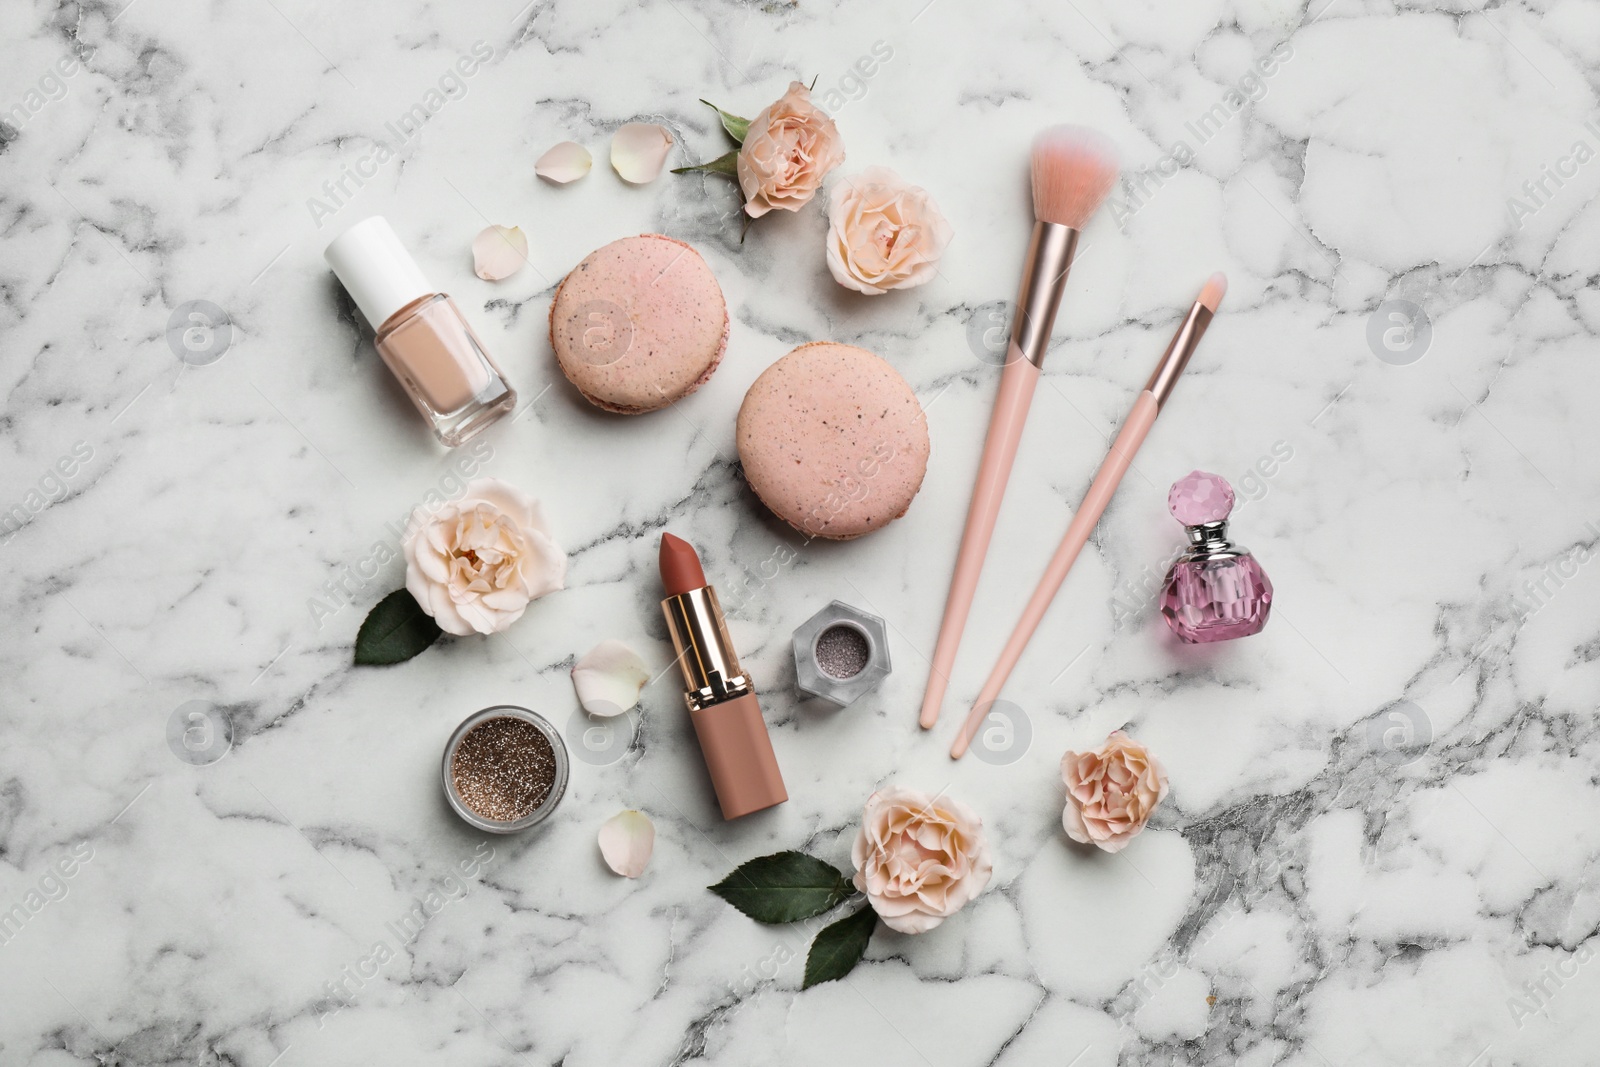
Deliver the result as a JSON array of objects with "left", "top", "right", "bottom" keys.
[
  {"left": 442, "top": 706, "right": 569, "bottom": 833},
  {"left": 792, "top": 601, "right": 892, "bottom": 707}
]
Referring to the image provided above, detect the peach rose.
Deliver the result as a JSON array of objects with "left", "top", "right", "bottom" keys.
[
  {"left": 826, "top": 167, "right": 952, "bottom": 295},
  {"left": 851, "top": 786, "right": 992, "bottom": 934},
  {"left": 736, "top": 81, "right": 844, "bottom": 218},
  {"left": 403, "top": 478, "right": 566, "bottom": 636},
  {"left": 1061, "top": 731, "right": 1169, "bottom": 853}
]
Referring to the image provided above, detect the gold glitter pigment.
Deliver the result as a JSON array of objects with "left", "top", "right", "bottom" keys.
[{"left": 450, "top": 717, "right": 558, "bottom": 822}]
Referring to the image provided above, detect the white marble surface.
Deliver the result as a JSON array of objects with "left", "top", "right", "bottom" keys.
[{"left": 3, "top": 0, "right": 1600, "bottom": 1063}]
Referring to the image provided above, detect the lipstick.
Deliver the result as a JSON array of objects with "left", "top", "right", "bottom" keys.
[{"left": 658, "top": 533, "right": 787, "bottom": 819}]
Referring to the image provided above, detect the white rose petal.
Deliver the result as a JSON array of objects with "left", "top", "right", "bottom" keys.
[
  {"left": 401, "top": 478, "right": 566, "bottom": 636},
  {"left": 472, "top": 225, "right": 529, "bottom": 281},
  {"left": 610, "top": 122, "right": 674, "bottom": 184},
  {"left": 572, "top": 639, "right": 650, "bottom": 717},
  {"left": 598, "top": 810, "right": 655, "bottom": 878},
  {"left": 535, "top": 141, "right": 593, "bottom": 184}
]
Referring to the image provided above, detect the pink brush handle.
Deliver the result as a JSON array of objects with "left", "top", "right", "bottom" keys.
[
  {"left": 951, "top": 389, "right": 1161, "bottom": 759},
  {"left": 919, "top": 350, "right": 1041, "bottom": 729}
]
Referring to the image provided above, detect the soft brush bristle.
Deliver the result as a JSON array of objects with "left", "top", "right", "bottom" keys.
[{"left": 1030, "top": 125, "right": 1120, "bottom": 229}]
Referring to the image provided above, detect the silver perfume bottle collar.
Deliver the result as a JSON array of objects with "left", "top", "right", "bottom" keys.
[{"left": 1182, "top": 519, "right": 1248, "bottom": 562}]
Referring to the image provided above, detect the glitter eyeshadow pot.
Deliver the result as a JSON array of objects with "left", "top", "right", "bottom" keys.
[
  {"left": 442, "top": 706, "right": 569, "bottom": 833},
  {"left": 792, "top": 601, "right": 892, "bottom": 708}
]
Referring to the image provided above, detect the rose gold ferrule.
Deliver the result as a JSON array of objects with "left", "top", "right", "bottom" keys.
[
  {"left": 661, "top": 586, "right": 752, "bottom": 712},
  {"left": 1143, "top": 301, "right": 1214, "bottom": 409},
  {"left": 1010, "top": 221, "right": 1081, "bottom": 368}
]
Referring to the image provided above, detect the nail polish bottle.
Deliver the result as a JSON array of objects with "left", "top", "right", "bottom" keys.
[
  {"left": 1158, "top": 470, "right": 1273, "bottom": 643},
  {"left": 325, "top": 217, "right": 516, "bottom": 447}
]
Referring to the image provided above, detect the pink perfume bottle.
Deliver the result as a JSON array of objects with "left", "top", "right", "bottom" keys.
[{"left": 1159, "top": 471, "right": 1272, "bottom": 643}]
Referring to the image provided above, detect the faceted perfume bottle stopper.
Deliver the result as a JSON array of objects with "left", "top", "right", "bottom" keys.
[{"left": 1168, "top": 470, "right": 1235, "bottom": 526}]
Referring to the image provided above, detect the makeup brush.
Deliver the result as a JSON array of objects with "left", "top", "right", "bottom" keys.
[
  {"left": 950, "top": 273, "right": 1227, "bottom": 759},
  {"left": 919, "top": 125, "right": 1120, "bottom": 731}
]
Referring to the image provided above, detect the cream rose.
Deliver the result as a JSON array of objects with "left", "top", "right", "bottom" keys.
[
  {"left": 826, "top": 167, "right": 952, "bottom": 295},
  {"left": 736, "top": 81, "right": 844, "bottom": 218},
  {"left": 1061, "top": 731, "right": 1169, "bottom": 853},
  {"left": 850, "top": 786, "right": 992, "bottom": 934},
  {"left": 402, "top": 478, "right": 566, "bottom": 636}
]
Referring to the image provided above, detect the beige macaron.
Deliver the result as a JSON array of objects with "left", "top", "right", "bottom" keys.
[
  {"left": 736, "top": 342, "right": 930, "bottom": 540},
  {"left": 549, "top": 234, "right": 729, "bottom": 414}
]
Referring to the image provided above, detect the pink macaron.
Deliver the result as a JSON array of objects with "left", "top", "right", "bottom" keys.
[
  {"left": 549, "top": 234, "right": 729, "bottom": 414},
  {"left": 736, "top": 342, "right": 930, "bottom": 540}
]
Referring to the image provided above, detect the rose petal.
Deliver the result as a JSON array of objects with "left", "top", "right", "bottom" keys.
[
  {"left": 598, "top": 810, "right": 655, "bottom": 878},
  {"left": 518, "top": 529, "right": 568, "bottom": 599},
  {"left": 536, "top": 141, "right": 592, "bottom": 184},
  {"left": 880, "top": 907, "right": 946, "bottom": 934},
  {"left": 461, "top": 477, "right": 539, "bottom": 532},
  {"left": 610, "top": 122, "right": 674, "bottom": 184},
  {"left": 572, "top": 639, "right": 650, "bottom": 717},
  {"left": 425, "top": 582, "right": 474, "bottom": 636},
  {"left": 472, "top": 225, "right": 529, "bottom": 281}
]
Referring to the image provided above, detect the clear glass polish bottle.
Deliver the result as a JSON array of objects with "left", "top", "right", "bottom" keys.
[{"left": 324, "top": 216, "right": 515, "bottom": 447}]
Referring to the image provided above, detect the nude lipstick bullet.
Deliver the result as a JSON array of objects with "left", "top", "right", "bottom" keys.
[{"left": 659, "top": 533, "right": 787, "bottom": 819}]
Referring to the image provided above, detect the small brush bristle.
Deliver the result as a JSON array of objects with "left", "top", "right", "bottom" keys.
[
  {"left": 1030, "top": 125, "right": 1121, "bottom": 229},
  {"left": 1198, "top": 272, "right": 1227, "bottom": 313}
]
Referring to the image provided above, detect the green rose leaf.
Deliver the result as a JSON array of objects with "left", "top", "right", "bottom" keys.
[
  {"left": 700, "top": 99, "right": 750, "bottom": 143},
  {"left": 709, "top": 850, "right": 853, "bottom": 924},
  {"left": 354, "top": 588, "right": 442, "bottom": 666},
  {"left": 671, "top": 149, "right": 740, "bottom": 179},
  {"left": 803, "top": 903, "right": 877, "bottom": 989}
]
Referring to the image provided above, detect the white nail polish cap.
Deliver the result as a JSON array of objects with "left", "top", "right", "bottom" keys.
[{"left": 324, "top": 216, "right": 435, "bottom": 330}]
